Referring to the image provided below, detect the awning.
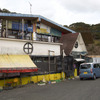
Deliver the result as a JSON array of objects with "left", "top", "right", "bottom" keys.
[
  {"left": 75, "top": 58, "right": 85, "bottom": 62},
  {"left": 0, "top": 55, "right": 38, "bottom": 73}
]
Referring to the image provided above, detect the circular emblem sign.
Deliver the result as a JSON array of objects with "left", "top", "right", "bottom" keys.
[{"left": 23, "top": 42, "right": 33, "bottom": 54}]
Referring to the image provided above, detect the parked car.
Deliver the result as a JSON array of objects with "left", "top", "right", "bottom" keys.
[{"left": 79, "top": 63, "right": 100, "bottom": 80}]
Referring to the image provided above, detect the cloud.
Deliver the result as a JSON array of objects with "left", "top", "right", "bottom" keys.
[
  {"left": 58, "top": 0, "right": 100, "bottom": 13},
  {"left": 0, "top": 0, "right": 100, "bottom": 25}
]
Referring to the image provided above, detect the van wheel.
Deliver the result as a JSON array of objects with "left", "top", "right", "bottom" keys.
[
  {"left": 93, "top": 74, "right": 96, "bottom": 80},
  {"left": 80, "top": 78, "right": 83, "bottom": 80}
]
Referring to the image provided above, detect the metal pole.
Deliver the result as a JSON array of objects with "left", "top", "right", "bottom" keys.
[
  {"left": 48, "top": 50, "right": 50, "bottom": 74},
  {"left": 6, "top": 20, "right": 8, "bottom": 38},
  {"left": 22, "top": 19, "right": 24, "bottom": 39},
  {"left": 20, "top": 73, "right": 22, "bottom": 86},
  {"left": 4, "top": 73, "right": 5, "bottom": 88},
  {"left": 48, "top": 50, "right": 55, "bottom": 82},
  {"left": 54, "top": 57, "right": 56, "bottom": 72},
  {"left": 29, "top": 2, "right": 32, "bottom": 14},
  {"left": 48, "top": 50, "right": 55, "bottom": 74}
]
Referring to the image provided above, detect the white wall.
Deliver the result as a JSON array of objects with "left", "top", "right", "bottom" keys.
[
  {"left": 0, "top": 38, "right": 61, "bottom": 56},
  {"left": 93, "top": 58, "right": 100, "bottom": 63},
  {"left": 72, "top": 33, "right": 87, "bottom": 52}
]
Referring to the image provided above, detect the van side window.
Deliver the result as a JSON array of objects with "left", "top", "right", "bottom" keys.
[
  {"left": 97, "top": 64, "right": 99, "bottom": 68},
  {"left": 94, "top": 64, "right": 96, "bottom": 68},
  {"left": 94, "top": 64, "right": 99, "bottom": 68},
  {"left": 99, "top": 64, "right": 100, "bottom": 68}
]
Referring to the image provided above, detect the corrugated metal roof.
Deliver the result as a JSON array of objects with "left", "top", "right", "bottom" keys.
[
  {"left": 0, "top": 13, "right": 76, "bottom": 33},
  {"left": 0, "top": 13, "right": 39, "bottom": 18},
  {"left": 0, "top": 55, "right": 37, "bottom": 68}
]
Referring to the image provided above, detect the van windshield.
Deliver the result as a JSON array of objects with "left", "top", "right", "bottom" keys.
[{"left": 80, "top": 64, "right": 91, "bottom": 69}]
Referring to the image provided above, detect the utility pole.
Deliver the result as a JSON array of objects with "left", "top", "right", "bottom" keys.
[{"left": 28, "top": 1, "right": 32, "bottom": 14}]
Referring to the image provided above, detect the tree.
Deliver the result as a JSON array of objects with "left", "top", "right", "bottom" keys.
[
  {"left": 91, "top": 24, "right": 100, "bottom": 40},
  {"left": 2, "top": 8, "right": 10, "bottom": 13},
  {"left": 0, "top": 8, "right": 16, "bottom": 13},
  {"left": 68, "top": 22, "right": 94, "bottom": 44}
]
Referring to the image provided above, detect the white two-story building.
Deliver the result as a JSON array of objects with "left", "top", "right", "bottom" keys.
[{"left": 0, "top": 13, "right": 76, "bottom": 76}]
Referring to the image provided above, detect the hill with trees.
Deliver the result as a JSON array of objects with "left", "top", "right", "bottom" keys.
[
  {"left": 64, "top": 22, "right": 100, "bottom": 55},
  {"left": 0, "top": 8, "right": 16, "bottom": 13}
]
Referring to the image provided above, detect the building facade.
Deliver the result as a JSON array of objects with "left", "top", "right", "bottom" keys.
[
  {"left": 0, "top": 13, "right": 76, "bottom": 77},
  {"left": 60, "top": 33, "right": 87, "bottom": 76}
]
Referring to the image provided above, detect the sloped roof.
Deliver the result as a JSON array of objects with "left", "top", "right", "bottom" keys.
[
  {"left": 0, "top": 13, "right": 76, "bottom": 34},
  {"left": 60, "top": 33, "right": 79, "bottom": 55}
]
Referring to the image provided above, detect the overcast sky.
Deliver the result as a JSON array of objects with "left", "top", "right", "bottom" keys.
[{"left": 0, "top": 0, "right": 100, "bottom": 26}]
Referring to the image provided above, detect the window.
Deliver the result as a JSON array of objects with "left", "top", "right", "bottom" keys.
[
  {"left": 42, "top": 35, "right": 48, "bottom": 42},
  {"left": 99, "top": 64, "right": 100, "bottom": 68},
  {"left": 36, "top": 34, "right": 42, "bottom": 41},
  {"left": 7, "top": 30, "right": 18, "bottom": 39},
  {"left": 94, "top": 64, "right": 99, "bottom": 68},
  {"left": 81, "top": 64, "right": 91, "bottom": 69},
  {"left": 54, "top": 37, "right": 60, "bottom": 42},
  {"left": 50, "top": 57, "right": 55, "bottom": 63},
  {"left": 32, "top": 57, "right": 48, "bottom": 63},
  {"left": 36, "top": 34, "right": 60, "bottom": 43},
  {"left": 43, "top": 57, "right": 48, "bottom": 62}
]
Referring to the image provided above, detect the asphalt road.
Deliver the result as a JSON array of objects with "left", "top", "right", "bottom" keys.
[{"left": 0, "top": 78, "right": 100, "bottom": 100}]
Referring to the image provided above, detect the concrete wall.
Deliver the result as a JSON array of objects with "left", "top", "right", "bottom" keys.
[
  {"left": 0, "top": 72, "right": 66, "bottom": 87},
  {"left": 0, "top": 38, "right": 62, "bottom": 56}
]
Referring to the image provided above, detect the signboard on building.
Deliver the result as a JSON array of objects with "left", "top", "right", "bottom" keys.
[{"left": 36, "top": 23, "right": 50, "bottom": 34}]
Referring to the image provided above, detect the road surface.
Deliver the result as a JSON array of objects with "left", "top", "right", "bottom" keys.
[{"left": 0, "top": 78, "right": 100, "bottom": 100}]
